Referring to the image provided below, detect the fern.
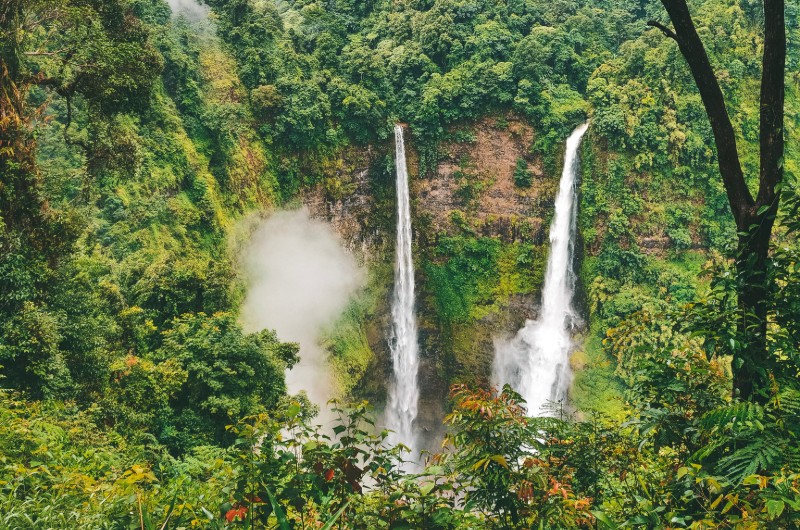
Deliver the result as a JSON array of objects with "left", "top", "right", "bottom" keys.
[
  {"left": 697, "top": 402, "right": 764, "bottom": 433},
  {"left": 777, "top": 387, "right": 800, "bottom": 416},
  {"left": 692, "top": 386, "right": 800, "bottom": 483},
  {"left": 716, "top": 432, "right": 785, "bottom": 482},
  {"left": 689, "top": 436, "right": 727, "bottom": 464}
]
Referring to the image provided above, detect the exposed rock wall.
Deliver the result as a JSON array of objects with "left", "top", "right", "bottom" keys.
[
  {"left": 418, "top": 116, "right": 551, "bottom": 243},
  {"left": 302, "top": 145, "right": 390, "bottom": 260},
  {"left": 301, "top": 115, "right": 560, "bottom": 450}
]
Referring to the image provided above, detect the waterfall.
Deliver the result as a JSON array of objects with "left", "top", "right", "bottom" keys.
[
  {"left": 386, "top": 125, "right": 420, "bottom": 456},
  {"left": 493, "top": 123, "right": 589, "bottom": 416}
]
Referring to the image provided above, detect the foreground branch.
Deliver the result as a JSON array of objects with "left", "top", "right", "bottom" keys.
[
  {"left": 657, "top": 0, "right": 754, "bottom": 227},
  {"left": 647, "top": 20, "right": 677, "bottom": 41}
]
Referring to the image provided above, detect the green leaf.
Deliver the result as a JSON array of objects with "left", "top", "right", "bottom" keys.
[
  {"left": 766, "top": 499, "right": 785, "bottom": 519},
  {"left": 489, "top": 455, "right": 509, "bottom": 468},
  {"left": 287, "top": 402, "right": 302, "bottom": 418},
  {"left": 710, "top": 494, "right": 723, "bottom": 510},
  {"left": 265, "top": 488, "right": 291, "bottom": 530},
  {"left": 142, "top": 509, "right": 155, "bottom": 530},
  {"left": 420, "top": 483, "right": 435, "bottom": 496},
  {"left": 159, "top": 489, "right": 181, "bottom": 530},
  {"left": 591, "top": 510, "right": 619, "bottom": 529},
  {"left": 470, "top": 457, "right": 488, "bottom": 471},
  {"left": 320, "top": 500, "right": 350, "bottom": 530}
]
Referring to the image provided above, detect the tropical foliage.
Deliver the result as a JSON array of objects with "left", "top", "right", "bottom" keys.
[{"left": 0, "top": 0, "right": 799, "bottom": 527}]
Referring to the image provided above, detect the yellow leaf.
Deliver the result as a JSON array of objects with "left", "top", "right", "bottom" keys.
[
  {"left": 710, "top": 494, "right": 723, "bottom": 510},
  {"left": 490, "top": 455, "right": 509, "bottom": 468}
]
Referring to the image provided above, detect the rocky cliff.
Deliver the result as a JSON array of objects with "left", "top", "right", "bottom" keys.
[{"left": 301, "top": 114, "right": 560, "bottom": 447}]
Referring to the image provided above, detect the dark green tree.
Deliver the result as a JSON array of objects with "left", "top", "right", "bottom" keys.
[
  {"left": 0, "top": 0, "right": 161, "bottom": 396},
  {"left": 153, "top": 312, "right": 298, "bottom": 451}
]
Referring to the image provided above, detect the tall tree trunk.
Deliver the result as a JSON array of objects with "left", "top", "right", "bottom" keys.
[
  {"left": 0, "top": 1, "right": 36, "bottom": 235},
  {"left": 736, "top": 0, "right": 785, "bottom": 396},
  {"left": 650, "top": 0, "right": 785, "bottom": 400},
  {"left": 735, "top": 226, "right": 773, "bottom": 400}
]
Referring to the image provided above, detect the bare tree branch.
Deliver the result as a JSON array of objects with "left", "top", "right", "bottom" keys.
[
  {"left": 756, "top": 0, "right": 785, "bottom": 211},
  {"left": 23, "top": 50, "right": 63, "bottom": 56},
  {"left": 647, "top": 20, "right": 677, "bottom": 41},
  {"left": 658, "top": 0, "right": 754, "bottom": 227}
]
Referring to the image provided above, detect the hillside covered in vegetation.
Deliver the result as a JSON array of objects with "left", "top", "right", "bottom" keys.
[{"left": 1, "top": 0, "right": 799, "bottom": 528}]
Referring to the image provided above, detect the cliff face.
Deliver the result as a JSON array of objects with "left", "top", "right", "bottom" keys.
[
  {"left": 302, "top": 114, "right": 555, "bottom": 257},
  {"left": 303, "top": 145, "right": 392, "bottom": 258},
  {"left": 302, "top": 114, "right": 558, "bottom": 447},
  {"left": 418, "top": 116, "right": 552, "bottom": 245}
]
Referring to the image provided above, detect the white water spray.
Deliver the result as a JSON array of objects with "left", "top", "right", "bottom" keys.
[
  {"left": 386, "top": 125, "right": 420, "bottom": 455},
  {"left": 166, "top": 0, "right": 209, "bottom": 22},
  {"left": 493, "top": 123, "right": 589, "bottom": 416},
  {"left": 240, "top": 209, "right": 364, "bottom": 423}
]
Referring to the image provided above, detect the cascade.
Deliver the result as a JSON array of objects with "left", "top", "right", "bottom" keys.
[
  {"left": 386, "top": 125, "right": 421, "bottom": 456},
  {"left": 493, "top": 123, "right": 590, "bottom": 416}
]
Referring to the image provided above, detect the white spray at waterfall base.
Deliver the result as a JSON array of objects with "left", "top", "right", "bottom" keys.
[
  {"left": 385, "top": 125, "right": 421, "bottom": 459},
  {"left": 240, "top": 209, "right": 364, "bottom": 421},
  {"left": 493, "top": 123, "right": 589, "bottom": 416}
]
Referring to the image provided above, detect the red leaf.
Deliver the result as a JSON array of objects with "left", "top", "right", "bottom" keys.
[{"left": 225, "top": 506, "right": 248, "bottom": 523}]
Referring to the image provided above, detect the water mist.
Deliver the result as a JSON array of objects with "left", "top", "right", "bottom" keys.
[
  {"left": 493, "top": 123, "right": 589, "bottom": 416},
  {"left": 166, "top": 0, "right": 210, "bottom": 22},
  {"left": 240, "top": 209, "right": 364, "bottom": 420}
]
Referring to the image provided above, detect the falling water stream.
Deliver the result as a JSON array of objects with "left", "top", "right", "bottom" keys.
[
  {"left": 494, "top": 123, "right": 589, "bottom": 416},
  {"left": 386, "top": 125, "right": 421, "bottom": 456}
]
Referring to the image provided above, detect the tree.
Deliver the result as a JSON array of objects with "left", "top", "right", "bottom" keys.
[
  {"left": 153, "top": 312, "right": 298, "bottom": 451},
  {"left": 0, "top": 0, "right": 161, "bottom": 293},
  {"left": 440, "top": 385, "right": 593, "bottom": 529},
  {"left": 647, "top": 1, "right": 785, "bottom": 401}
]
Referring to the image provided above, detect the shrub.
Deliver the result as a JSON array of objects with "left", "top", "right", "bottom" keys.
[{"left": 513, "top": 158, "right": 532, "bottom": 188}]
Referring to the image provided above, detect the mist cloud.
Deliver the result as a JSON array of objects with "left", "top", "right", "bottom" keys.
[
  {"left": 240, "top": 209, "right": 365, "bottom": 417},
  {"left": 166, "top": 0, "right": 209, "bottom": 22}
]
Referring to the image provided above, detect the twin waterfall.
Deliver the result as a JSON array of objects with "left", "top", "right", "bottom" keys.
[
  {"left": 385, "top": 122, "right": 589, "bottom": 457},
  {"left": 493, "top": 123, "right": 589, "bottom": 416},
  {"left": 386, "top": 125, "right": 421, "bottom": 455}
]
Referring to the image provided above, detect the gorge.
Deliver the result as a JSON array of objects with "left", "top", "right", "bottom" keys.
[{"left": 3, "top": 0, "right": 797, "bottom": 526}]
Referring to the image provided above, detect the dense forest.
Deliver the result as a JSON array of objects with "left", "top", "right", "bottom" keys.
[{"left": 1, "top": 0, "right": 799, "bottom": 528}]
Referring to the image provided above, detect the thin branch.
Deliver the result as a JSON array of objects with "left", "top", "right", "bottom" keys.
[
  {"left": 23, "top": 48, "right": 68, "bottom": 57},
  {"left": 658, "top": 0, "right": 754, "bottom": 227},
  {"left": 63, "top": 91, "right": 72, "bottom": 138},
  {"left": 647, "top": 20, "right": 677, "bottom": 42}
]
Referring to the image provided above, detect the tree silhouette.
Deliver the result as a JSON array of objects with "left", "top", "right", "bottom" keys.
[{"left": 648, "top": 0, "right": 785, "bottom": 401}]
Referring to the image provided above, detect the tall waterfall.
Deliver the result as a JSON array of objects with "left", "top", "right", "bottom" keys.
[
  {"left": 386, "top": 125, "right": 420, "bottom": 454},
  {"left": 493, "top": 123, "right": 589, "bottom": 416}
]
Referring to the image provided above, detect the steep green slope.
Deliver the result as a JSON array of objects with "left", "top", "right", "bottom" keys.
[{"left": 1, "top": 2, "right": 295, "bottom": 452}]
